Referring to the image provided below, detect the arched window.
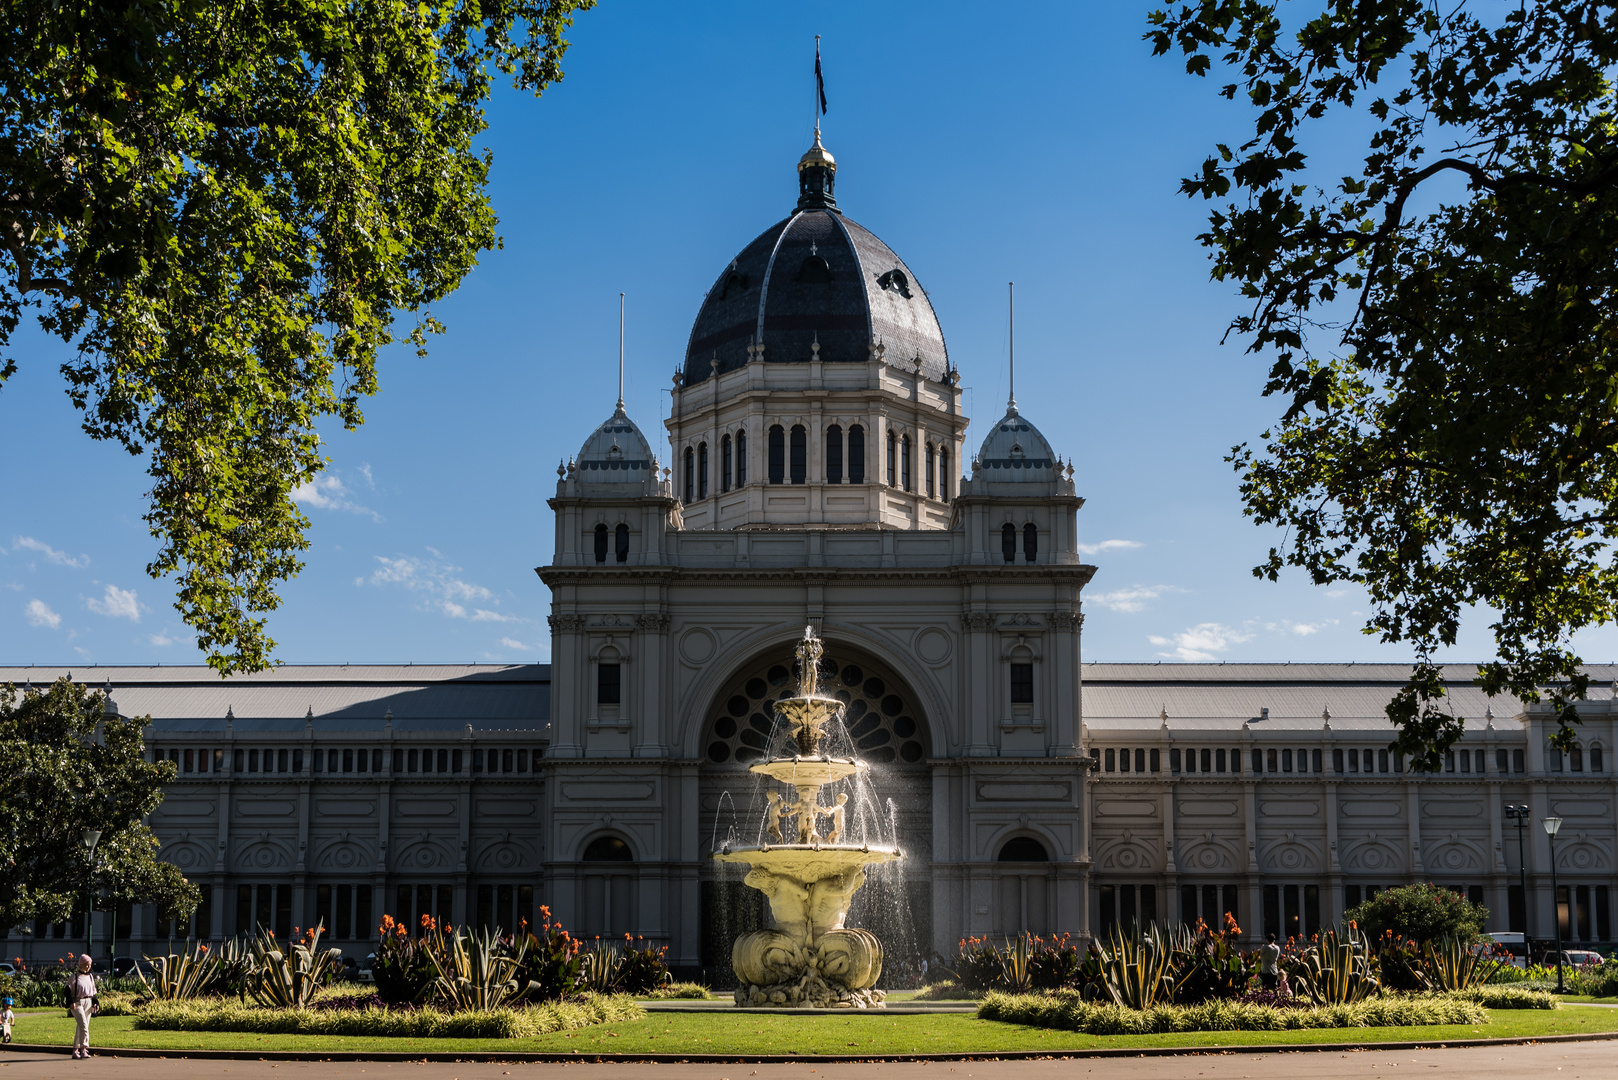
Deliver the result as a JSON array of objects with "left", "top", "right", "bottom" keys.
[
  {"left": 683, "top": 447, "right": 695, "bottom": 503},
  {"left": 1024, "top": 522, "right": 1038, "bottom": 563},
  {"left": 848, "top": 425, "right": 865, "bottom": 483},
  {"left": 826, "top": 424, "right": 843, "bottom": 484},
  {"left": 582, "top": 837, "right": 633, "bottom": 862},
  {"left": 720, "top": 434, "right": 732, "bottom": 493},
  {"left": 925, "top": 442, "right": 936, "bottom": 498},
  {"left": 697, "top": 441, "right": 709, "bottom": 499},
  {"left": 901, "top": 434, "right": 912, "bottom": 491},
  {"left": 615, "top": 523, "right": 630, "bottom": 564},
  {"left": 768, "top": 425, "right": 785, "bottom": 484},
  {"left": 1001, "top": 523, "right": 1017, "bottom": 563},
  {"left": 940, "top": 445, "right": 951, "bottom": 501},
  {"left": 789, "top": 425, "right": 807, "bottom": 484},
  {"left": 594, "top": 523, "right": 609, "bottom": 564},
  {"left": 887, "top": 431, "right": 897, "bottom": 486},
  {"left": 998, "top": 837, "right": 1050, "bottom": 862},
  {"left": 736, "top": 429, "right": 748, "bottom": 485}
]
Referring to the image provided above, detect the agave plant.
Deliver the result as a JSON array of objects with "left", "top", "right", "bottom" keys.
[
  {"left": 244, "top": 922, "right": 344, "bottom": 1009},
  {"left": 1289, "top": 925, "right": 1379, "bottom": 1005},
  {"left": 429, "top": 927, "right": 531, "bottom": 1010},
  {"left": 1421, "top": 934, "right": 1502, "bottom": 991},
  {"left": 998, "top": 933, "right": 1034, "bottom": 992},
  {"left": 136, "top": 942, "right": 220, "bottom": 1001},
  {"left": 579, "top": 938, "right": 621, "bottom": 994},
  {"left": 1098, "top": 925, "right": 1174, "bottom": 1009}
]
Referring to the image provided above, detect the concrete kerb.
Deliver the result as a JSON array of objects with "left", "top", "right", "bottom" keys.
[{"left": 4, "top": 1029, "right": 1617, "bottom": 1064}]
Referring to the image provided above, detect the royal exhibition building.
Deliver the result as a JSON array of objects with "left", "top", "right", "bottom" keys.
[{"left": 6, "top": 135, "right": 1617, "bottom": 975}]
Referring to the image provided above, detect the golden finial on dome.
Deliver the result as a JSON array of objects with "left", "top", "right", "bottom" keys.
[{"left": 798, "top": 126, "right": 836, "bottom": 172}]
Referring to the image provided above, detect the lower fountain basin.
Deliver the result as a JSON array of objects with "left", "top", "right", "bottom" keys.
[{"left": 749, "top": 758, "right": 865, "bottom": 788}]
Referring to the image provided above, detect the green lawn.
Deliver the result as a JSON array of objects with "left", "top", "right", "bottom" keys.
[{"left": 6, "top": 1006, "right": 1618, "bottom": 1057}]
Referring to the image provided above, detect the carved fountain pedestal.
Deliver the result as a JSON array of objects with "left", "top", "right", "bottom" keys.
[{"left": 713, "top": 628, "right": 901, "bottom": 1008}]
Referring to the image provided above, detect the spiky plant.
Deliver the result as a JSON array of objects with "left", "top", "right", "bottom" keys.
[{"left": 136, "top": 941, "right": 219, "bottom": 1001}]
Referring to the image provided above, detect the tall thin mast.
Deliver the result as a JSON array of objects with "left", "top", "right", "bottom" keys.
[
  {"left": 617, "top": 292, "right": 625, "bottom": 411},
  {"left": 1008, "top": 281, "right": 1017, "bottom": 413}
]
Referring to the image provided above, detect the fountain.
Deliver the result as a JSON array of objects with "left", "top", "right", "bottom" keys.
[{"left": 713, "top": 627, "right": 902, "bottom": 1008}]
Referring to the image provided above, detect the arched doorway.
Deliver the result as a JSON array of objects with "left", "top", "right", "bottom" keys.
[
  {"left": 996, "top": 835, "right": 1054, "bottom": 936},
  {"left": 578, "top": 835, "right": 635, "bottom": 939},
  {"left": 697, "top": 641, "right": 933, "bottom": 978}
]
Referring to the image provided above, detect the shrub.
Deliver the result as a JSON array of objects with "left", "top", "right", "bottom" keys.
[
  {"left": 913, "top": 979, "right": 979, "bottom": 1001},
  {"left": 950, "top": 937, "right": 1008, "bottom": 993},
  {"left": 1421, "top": 934, "right": 1503, "bottom": 991},
  {"left": 1568, "top": 959, "right": 1618, "bottom": 998},
  {"left": 1287, "top": 926, "right": 1379, "bottom": 1005},
  {"left": 1098, "top": 926, "right": 1175, "bottom": 1009},
  {"left": 134, "top": 994, "right": 644, "bottom": 1038},
  {"left": 978, "top": 990, "right": 1487, "bottom": 1033},
  {"left": 1345, "top": 884, "right": 1487, "bottom": 945},
  {"left": 578, "top": 939, "right": 619, "bottom": 994},
  {"left": 245, "top": 923, "right": 344, "bottom": 1009},
  {"left": 429, "top": 926, "right": 529, "bottom": 1012},
  {"left": 93, "top": 989, "right": 143, "bottom": 1016},
  {"left": 1443, "top": 986, "right": 1559, "bottom": 1009},
  {"left": 513, "top": 906, "right": 584, "bottom": 1002},
  {"left": 1169, "top": 915, "right": 1257, "bottom": 1003},
  {"left": 1028, "top": 933, "right": 1086, "bottom": 990},
  {"left": 137, "top": 942, "right": 220, "bottom": 1001},
  {"left": 613, "top": 937, "right": 672, "bottom": 995},
  {"left": 371, "top": 914, "right": 441, "bottom": 1006},
  {"left": 639, "top": 981, "right": 709, "bottom": 1000}
]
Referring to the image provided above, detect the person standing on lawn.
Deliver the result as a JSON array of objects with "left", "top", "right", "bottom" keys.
[
  {"left": 66, "top": 954, "right": 97, "bottom": 1059},
  {"left": 1260, "top": 934, "right": 1281, "bottom": 991}
]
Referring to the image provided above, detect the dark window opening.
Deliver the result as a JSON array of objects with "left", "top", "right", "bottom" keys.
[
  {"left": 887, "top": 431, "right": 897, "bottom": 486},
  {"left": 598, "top": 663, "right": 621, "bottom": 705},
  {"left": 736, "top": 429, "right": 748, "bottom": 485},
  {"left": 848, "top": 425, "right": 865, "bottom": 483},
  {"left": 998, "top": 836, "right": 1049, "bottom": 862},
  {"left": 583, "top": 836, "right": 633, "bottom": 861},
  {"left": 925, "top": 443, "right": 936, "bottom": 497},
  {"left": 901, "top": 434, "right": 912, "bottom": 490},
  {"left": 1002, "top": 522, "right": 1017, "bottom": 563},
  {"left": 826, "top": 425, "right": 843, "bottom": 484},
  {"left": 768, "top": 425, "right": 785, "bottom": 484},
  {"left": 795, "top": 254, "right": 833, "bottom": 283},
  {"left": 721, "top": 434, "right": 732, "bottom": 492},
  {"left": 789, "top": 425, "right": 807, "bottom": 484},
  {"left": 593, "top": 523, "right": 608, "bottom": 563},
  {"left": 940, "top": 446, "right": 951, "bottom": 501},
  {"left": 697, "top": 442, "right": 709, "bottom": 499},
  {"left": 876, "top": 268, "right": 912, "bottom": 297},
  {"left": 682, "top": 447, "right": 694, "bottom": 503},
  {"left": 1023, "top": 522, "right": 1038, "bottom": 562},
  {"left": 1010, "top": 662, "right": 1034, "bottom": 703},
  {"left": 615, "top": 523, "right": 629, "bottom": 563}
]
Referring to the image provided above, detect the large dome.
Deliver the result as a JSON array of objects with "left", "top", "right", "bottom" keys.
[{"left": 682, "top": 139, "right": 949, "bottom": 386}]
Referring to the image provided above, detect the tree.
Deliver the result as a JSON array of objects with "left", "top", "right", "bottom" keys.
[
  {"left": 1, "top": 0, "right": 594, "bottom": 673},
  {"left": 0, "top": 677, "right": 198, "bottom": 939},
  {"left": 1147, "top": 1, "right": 1618, "bottom": 766},
  {"left": 1343, "top": 882, "right": 1488, "bottom": 945}
]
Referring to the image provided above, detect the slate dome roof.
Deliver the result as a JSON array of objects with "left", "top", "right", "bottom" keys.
[
  {"left": 573, "top": 404, "right": 655, "bottom": 483},
  {"left": 973, "top": 406, "right": 1059, "bottom": 484},
  {"left": 682, "top": 138, "right": 949, "bottom": 386}
]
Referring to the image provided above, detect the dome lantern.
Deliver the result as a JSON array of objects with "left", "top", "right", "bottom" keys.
[{"left": 796, "top": 128, "right": 838, "bottom": 212}]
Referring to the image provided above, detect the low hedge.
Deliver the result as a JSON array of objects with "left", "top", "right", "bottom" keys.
[
  {"left": 134, "top": 995, "right": 644, "bottom": 1039},
  {"left": 1444, "top": 986, "right": 1559, "bottom": 1010},
  {"left": 914, "top": 980, "right": 981, "bottom": 1001},
  {"left": 640, "top": 982, "right": 710, "bottom": 1000},
  {"left": 978, "top": 992, "right": 1487, "bottom": 1034}
]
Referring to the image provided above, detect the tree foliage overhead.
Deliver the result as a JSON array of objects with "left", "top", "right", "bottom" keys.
[
  {"left": 0, "top": 677, "right": 198, "bottom": 939},
  {"left": 1148, "top": 0, "right": 1618, "bottom": 766},
  {"left": 1, "top": 0, "right": 594, "bottom": 673}
]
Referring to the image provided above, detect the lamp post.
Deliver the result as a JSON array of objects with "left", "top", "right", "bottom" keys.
[
  {"left": 80, "top": 828, "right": 101, "bottom": 964},
  {"left": 1543, "top": 815, "right": 1564, "bottom": 993},
  {"left": 1504, "top": 804, "right": 1530, "bottom": 938}
]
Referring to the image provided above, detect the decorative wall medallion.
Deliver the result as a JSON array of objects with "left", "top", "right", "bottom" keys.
[
  {"left": 914, "top": 627, "right": 953, "bottom": 665},
  {"left": 1000, "top": 613, "right": 1041, "bottom": 628},
  {"left": 679, "top": 626, "right": 717, "bottom": 664}
]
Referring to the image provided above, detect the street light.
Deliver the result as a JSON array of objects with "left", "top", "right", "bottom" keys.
[
  {"left": 1504, "top": 803, "right": 1531, "bottom": 955},
  {"left": 1543, "top": 815, "right": 1564, "bottom": 993},
  {"left": 80, "top": 829, "right": 101, "bottom": 964}
]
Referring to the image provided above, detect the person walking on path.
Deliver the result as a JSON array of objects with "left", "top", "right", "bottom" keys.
[
  {"left": 1259, "top": 934, "right": 1281, "bottom": 991},
  {"left": 66, "top": 954, "right": 98, "bottom": 1059}
]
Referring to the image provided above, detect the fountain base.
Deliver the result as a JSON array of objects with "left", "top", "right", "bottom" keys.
[{"left": 734, "top": 974, "right": 888, "bottom": 1009}]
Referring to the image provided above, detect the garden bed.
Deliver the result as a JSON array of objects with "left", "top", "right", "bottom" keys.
[
  {"left": 133, "top": 994, "right": 642, "bottom": 1038},
  {"left": 978, "top": 991, "right": 1490, "bottom": 1033}
]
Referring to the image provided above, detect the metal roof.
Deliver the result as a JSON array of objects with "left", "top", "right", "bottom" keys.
[{"left": 0, "top": 664, "right": 550, "bottom": 734}]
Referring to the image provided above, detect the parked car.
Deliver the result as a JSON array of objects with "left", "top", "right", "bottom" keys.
[
  {"left": 112, "top": 956, "right": 142, "bottom": 978},
  {"left": 1480, "top": 932, "right": 1530, "bottom": 969},
  {"left": 1542, "top": 949, "right": 1605, "bottom": 968},
  {"left": 0, "top": 962, "right": 15, "bottom": 976}
]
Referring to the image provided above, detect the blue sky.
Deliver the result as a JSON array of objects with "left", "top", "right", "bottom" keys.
[{"left": 4, "top": 2, "right": 1614, "bottom": 669}]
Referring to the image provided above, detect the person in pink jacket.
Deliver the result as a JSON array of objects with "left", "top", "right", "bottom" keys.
[{"left": 66, "top": 954, "right": 97, "bottom": 1059}]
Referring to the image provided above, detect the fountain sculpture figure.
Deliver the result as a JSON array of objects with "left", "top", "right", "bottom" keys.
[{"left": 713, "top": 627, "right": 902, "bottom": 1007}]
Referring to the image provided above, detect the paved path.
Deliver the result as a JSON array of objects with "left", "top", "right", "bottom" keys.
[{"left": 1, "top": 1041, "right": 1613, "bottom": 1080}]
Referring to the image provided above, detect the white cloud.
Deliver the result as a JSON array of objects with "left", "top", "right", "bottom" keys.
[
  {"left": 1149, "top": 622, "right": 1253, "bottom": 662},
  {"left": 25, "top": 599, "right": 61, "bottom": 629},
  {"left": 13, "top": 536, "right": 89, "bottom": 569},
  {"left": 357, "top": 463, "right": 375, "bottom": 489},
  {"left": 1267, "top": 619, "right": 1337, "bottom": 637},
  {"left": 148, "top": 631, "right": 176, "bottom": 646},
  {"left": 499, "top": 637, "right": 536, "bottom": 652},
  {"left": 1088, "top": 584, "right": 1186, "bottom": 614},
  {"left": 1075, "top": 539, "right": 1144, "bottom": 557},
  {"left": 363, "top": 553, "right": 521, "bottom": 624},
  {"left": 87, "top": 584, "right": 142, "bottom": 621},
  {"left": 292, "top": 472, "right": 381, "bottom": 521}
]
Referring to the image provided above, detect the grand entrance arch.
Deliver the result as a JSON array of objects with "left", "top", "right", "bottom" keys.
[{"left": 695, "top": 640, "right": 934, "bottom": 980}]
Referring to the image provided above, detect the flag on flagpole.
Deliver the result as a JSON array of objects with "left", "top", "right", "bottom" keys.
[{"left": 815, "top": 42, "right": 828, "bottom": 117}]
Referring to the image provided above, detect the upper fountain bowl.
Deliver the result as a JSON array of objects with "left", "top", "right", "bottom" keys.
[{"left": 750, "top": 757, "right": 864, "bottom": 788}]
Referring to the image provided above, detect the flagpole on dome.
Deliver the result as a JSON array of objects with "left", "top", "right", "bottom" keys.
[
  {"left": 1008, "top": 281, "right": 1017, "bottom": 415},
  {"left": 617, "top": 291, "right": 625, "bottom": 412},
  {"left": 814, "top": 35, "right": 827, "bottom": 142}
]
